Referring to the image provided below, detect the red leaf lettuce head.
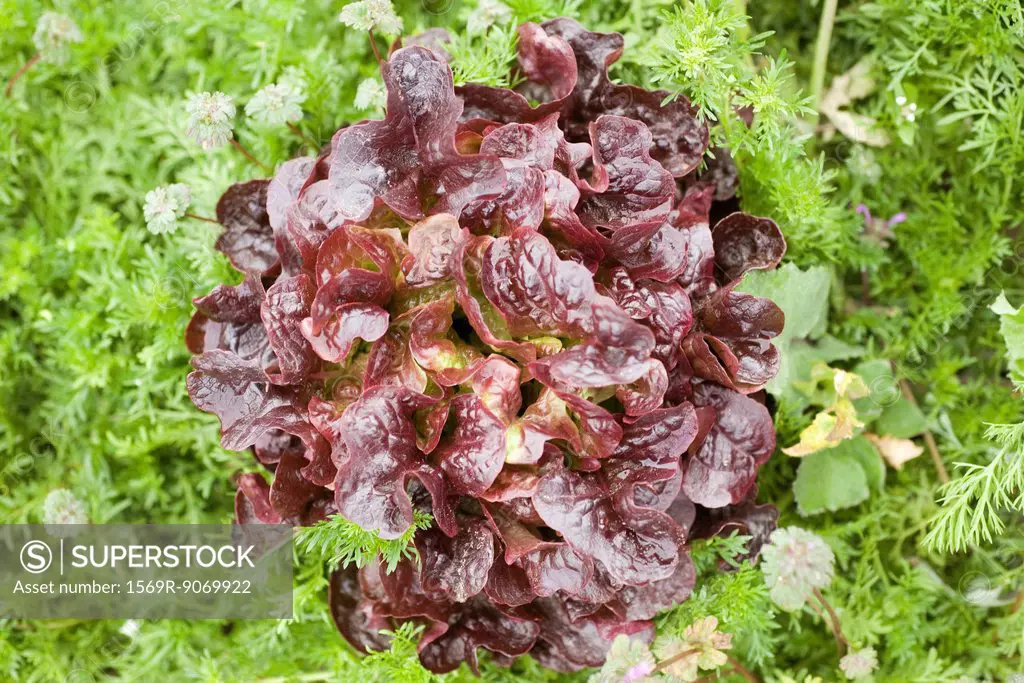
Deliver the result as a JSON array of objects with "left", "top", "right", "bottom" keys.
[{"left": 187, "top": 17, "right": 788, "bottom": 676}]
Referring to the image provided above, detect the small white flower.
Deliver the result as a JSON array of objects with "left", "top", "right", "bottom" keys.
[
  {"left": 33, "top": 12, "right": 83, "bottom": 65},
  {"left": 278, "top": 66, "right": 308, "bottom": 96},
  {"left": 354, "top": 78, "right": 387, "bottom": 111},
  {"left": 900, "top": 101, "right": 918, "bottom": 122},
  {"left": 761, "top": 527, "right": 835, "bottom": 611},
  {"left": 894, "top": 95, "right": 907, "bottom": 106},
  {"left": 246, "top": 82, "right": 305, "bottom": 126},
  {"left": 338, "top": 0, "right": 403, "bottom": 35},
  {"left": 185, "top": 91, "right": 237, "bottom": 150},
  {"left": 42, "top": 489, "right": 88, "bottom": 526},
  {"left": 119, "top": 620, "right": 141, "bottom": 639},
  {"left": 839, "top": 647, "right": 878, "bottom": 680},
  {"left": 144, "top": 183, "right": 191, "bottom": 234},
  {"left": 466, "top": 0, "right": 513, "bottom": 36}
]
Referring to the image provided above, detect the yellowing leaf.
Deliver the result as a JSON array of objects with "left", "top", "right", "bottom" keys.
[
  {"left": 866, "top": 433, "right": 923, "bottom": 470},
  {"left": 833, "top": 369, "right": 869, "bottom": 400},
  {"left": 783, "top": 398, "right": 863, "bottom": 457}
]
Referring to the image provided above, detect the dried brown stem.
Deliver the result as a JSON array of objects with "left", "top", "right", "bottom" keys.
[
  {"left": 1011, "top": 589, "right": 1024, "bottom": 614},
  {"left": 230, "top": 138, "right": 271, "bottom": 172},
  {"left": 813, "top": 588, "right": 848, "bottom": 656},
  {"left": 899, "top": 379, "right": 950, "bottom": 484},
  {"left": 725, "top": 654, "right": 759, "bottom": 683},
  {"left": 6, "top": 54, "right": 41, "bottom": 97},
  {"left": 185, "top": 212, "right": 219, "bottom": 224},
  {"left": 656, "top": 649, "right": 758, "bottom": 683},
  {"left": 652, "top": 647, "right": 699, "bottom": 674},
  {"left": 287, "top": 121, "right": 318, "bottom": 148},
  {"left": 368, "top": 30, "right": 383, "bottom": 65}
]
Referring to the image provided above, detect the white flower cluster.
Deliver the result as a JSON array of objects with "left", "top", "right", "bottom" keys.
[
  {"left": 896, "top": 95, "right": 918, "bottom": 122},
  {"left": 760, "top": 526, "right": 835, "bottom": 611},
  {"left": 33, "top": 12, "right": 83, "bottom": 65},
  {"left": 839, "top": 647, "right": 878, "bottom": 680},
  {"left": 338, "top": 0, "right": 403, "bottom": 35},
  {"left": 185, "top": 91, "right": 237, "bottom": 150},
  {"left": 246, "top": 73, "right": 307, "bottom": 127},
  {"left": 42, "top": 488, "right": 88, "bottom": 526},
  {"left": 143, "top": 184, "right": 191, "bottom": 235},
  {"left": 466, "top": 0, "right": 513, "bottom": 36}
]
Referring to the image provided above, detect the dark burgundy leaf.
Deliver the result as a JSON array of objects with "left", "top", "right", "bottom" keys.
[
  {"left": 329, "top": 565, "right": 393, "bottom": 653},
  {"left": 684, "top": 285, "right": 783, "bottom": 393},
  {"left": 333, "top": 386, "right": 456, "bottom": 539},
  {"left": 417, "top": 519, "right": 495, "bottom": 603},
  {"left": 520, "top": 543, "right": 594, "bottom": 597},
  {"left": 690, "top": 498, "right": 779, "bottom": 562},
  {"left": 364, "top": 307, "right": 429, "bottom": 392},
  {"left": 484, "top": 556, "right": 536, "bottom": 607},
  {"left": 481, "top": 226, "right": 596, "bottom": 338},
  {"left": 616, "top": 550, "right": 696, "bottom": 620},
  {"left": 529, "top": 297, "right": 656, "bottom": 389},
  {"left": 516, "top": 22, "right": 578, "bottom": 102},
  {"left": 712, "top": 212, "right": 787, "bottom": 282},
  {"left": 270, "top": 449, "right": 327, "bottom": 520},
  {"left": 300, "top": 302, "right": 390, "bottom": 363},
  {"left": 261, "top": 275, "right": 317, "bottom": 383},
  {"left": 681, "top": 382, "right": 776, "bottom": 507},
  {"left": 533, "top": 464, "right": 683, "bottom": 585},
  {"left": 606, "top": 221, "right": 689, "bottom": 283},
  {"left": 418, "top": 597, "right": 540, "bottom": 674},
  {"left": 577, "top": 116, "right": 675, "bottom": 230},
  {"left": 605, "top": 271, "right": 694, "bottom": 370},
  {"left": 193, "top": 274, "right": 265, "bottom": 323},
  {"left": 541, "top": 170, "right": 607, "bottom": 267},
  {"left": 373, "top": 556, "right": 451, "bottom": 621},
  {"left": 235, "top": 473, "right": 283, "bottom": 524},
  {"left": 253, "top": 430, "right": 298, "bottom": 465},
  {"left": 215, "top": 180, "right": 278, "bottom": 274},
  {"left": 187, "top": 350, "right": 307, "bottom": 451},
  {"left": 529, "top": 596, "right": 654, "bottom": 672},
  {"left": 616, "top": 359, "right": 669, "bottom": 417},
  {"left": 541, "top": 17, "right": 708, "bottom": 176},
  {"left": 434, "top": 393, "right": 507, "bottom": 496}
]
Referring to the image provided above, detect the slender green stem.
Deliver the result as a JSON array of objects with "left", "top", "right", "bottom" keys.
[{"left": 810, "top": 0, "right": 839, "bottom": 113}]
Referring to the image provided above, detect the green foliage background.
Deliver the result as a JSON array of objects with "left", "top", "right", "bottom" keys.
[{"left": 1, "top": 0, "right": 1022, "bottom": 680}]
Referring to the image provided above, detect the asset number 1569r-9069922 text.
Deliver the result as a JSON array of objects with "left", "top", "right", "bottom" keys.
[{"left": 126, "top": 580, "right": 252, "bottom": 594}]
